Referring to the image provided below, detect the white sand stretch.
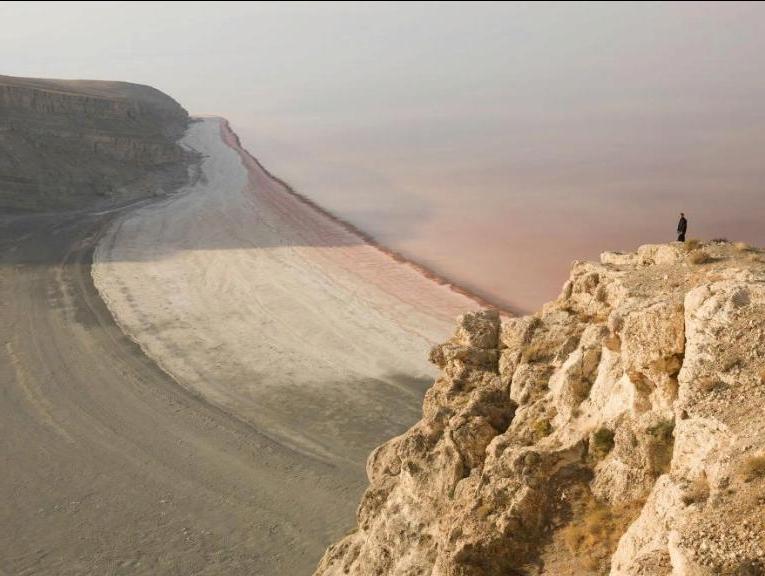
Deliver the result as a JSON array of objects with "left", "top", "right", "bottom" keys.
[{"left": 92, "top": 117, "right": 479, "bottom": 462}]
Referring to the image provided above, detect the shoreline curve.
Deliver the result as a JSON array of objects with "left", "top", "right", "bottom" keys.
[{"left": 217, "top": 117, "right": 518, "bottom": 317}]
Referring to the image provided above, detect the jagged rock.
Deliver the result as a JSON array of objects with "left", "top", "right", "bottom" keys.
[
  {"left": 636, "top": 243, "right": 687, "bottom": 266},
  {"left": 455, "top": 308, "right": 500, "bottom": 349},
  {"left": 315, "top": 241, "right": 765, "bottom": 576},
  {"left": 601, "top": 251, "right": 639, "bottom": 268},
  {"left": 550, "top": 324, "right": 607, "bottom": 423}
]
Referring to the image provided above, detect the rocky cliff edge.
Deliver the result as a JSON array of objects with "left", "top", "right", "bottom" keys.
[{"left": 315, "top": 240, "right": 765, "bottom": 576}]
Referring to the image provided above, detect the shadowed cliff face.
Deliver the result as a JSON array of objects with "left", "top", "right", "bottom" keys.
[{"left": 0, "top": 75, "right": 191, "bottom": 211}]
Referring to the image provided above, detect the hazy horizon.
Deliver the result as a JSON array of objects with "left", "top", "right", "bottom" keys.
[{"left": 4, "top": 1, "right": 765, "bottom": 310}]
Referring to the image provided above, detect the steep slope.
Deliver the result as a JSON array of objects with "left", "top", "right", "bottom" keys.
[
  {"left": 315, "top": 240, "right": 765, "bottom": 576},
  {"left": 0, "top": 74, "right": 190, "bottom": 211}
]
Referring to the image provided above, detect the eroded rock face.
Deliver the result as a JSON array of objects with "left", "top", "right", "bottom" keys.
[
  {"left": 0, "top": 74, "right": 191, "bottom": 210},
  {"left": 315, "top": 242, "right": 765, "bottom": 576}
]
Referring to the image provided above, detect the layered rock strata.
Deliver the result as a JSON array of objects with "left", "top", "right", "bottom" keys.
[{"left": 0, "top": 75, "right": 190, "bottom": 210}]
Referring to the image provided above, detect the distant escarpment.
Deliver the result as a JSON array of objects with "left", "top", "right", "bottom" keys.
[
  {"left": 0, "top": 74, "right": 191, "bottom": 211},
  {"left": 316, "top": 240, "right": 765, "bottom": 576}
]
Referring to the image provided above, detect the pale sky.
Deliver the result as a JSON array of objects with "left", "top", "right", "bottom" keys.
[{"left": 3, "top": 1, "right": 765, "bottom": 310}]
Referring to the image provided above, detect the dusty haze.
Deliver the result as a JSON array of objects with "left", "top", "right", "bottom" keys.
[{"left": 4, "top": 1, "right": 765, "bottom": 310}]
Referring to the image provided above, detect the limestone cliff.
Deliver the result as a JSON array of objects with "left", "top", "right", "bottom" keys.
[
  {"left": 0, "top": 74, "right": 191, "bottom": 210},
  {"left": 315, "top": 240, "right": 765, "bottom": 576}
]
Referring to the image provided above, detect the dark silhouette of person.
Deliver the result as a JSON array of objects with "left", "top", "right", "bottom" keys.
[{"left": 677, "top": 212, "right": 688, "bottom": 242}]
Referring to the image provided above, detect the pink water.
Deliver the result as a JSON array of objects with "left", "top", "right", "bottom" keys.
[
  {"left": 235, "top": 101, "right": 765, "bottom": 313},
  {"left": 225, "top": 3, "right": 765, "bottom": 312},
  {"left": 12, "top": 2, "right": 762, "bottom": 313}
]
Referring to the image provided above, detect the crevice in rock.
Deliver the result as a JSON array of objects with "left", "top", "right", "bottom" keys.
[{"left": 316, "top": 242, "right": 765, "bottom": 576}]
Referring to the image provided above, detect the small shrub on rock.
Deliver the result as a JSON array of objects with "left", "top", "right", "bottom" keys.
[
  {"left": 590, "top": 427, "right": 615, "bottom": 461},
  {"left": 532, "top": 418, "right": 553, "bottom": 440},
  {"left": 688, "top": 249, "right": 712, "bottom": 265},
  {"left": 739, "top": 456, "right": 765, "bottom": 482}
]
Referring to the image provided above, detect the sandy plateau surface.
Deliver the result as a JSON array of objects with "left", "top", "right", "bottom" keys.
[
  {"left": 0, "top": 116, "right": 479, "bottom": 576},
  {"left": 0, "top": 83, "right": 486, "bottom": 574},
  {"left": 92, "top": 117, "right": 479, "bottom": 468},
  {"left": 0, "top": 117, "right": 478, "bottom": 576}
]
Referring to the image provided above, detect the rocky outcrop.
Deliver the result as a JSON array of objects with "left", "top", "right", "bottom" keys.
[
  {"left": 0, "top": 75, "right": 191, "bottom": 210},
  {"left": 315, "top": 241, "right": 765, "bottom": 575}
]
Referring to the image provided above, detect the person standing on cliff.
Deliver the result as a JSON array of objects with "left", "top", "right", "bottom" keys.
[{"left": 677, "top": 212, "right": 688, "bottom": 242}]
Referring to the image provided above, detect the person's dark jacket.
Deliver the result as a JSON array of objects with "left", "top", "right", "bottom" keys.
[{"left": 677, "top": 217, "right": 687, "bottom": 234}]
